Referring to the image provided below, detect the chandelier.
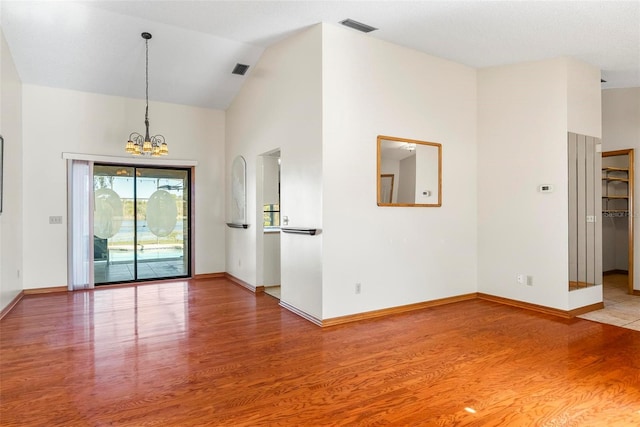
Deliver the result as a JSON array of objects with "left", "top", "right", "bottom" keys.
[{"left": 125, "top": 32, "right": 168, "bottom": 156}]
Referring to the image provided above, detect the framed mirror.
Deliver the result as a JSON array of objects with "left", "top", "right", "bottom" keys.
[{"left": 377, "top": 135, "right": 441, "bottom": 207}]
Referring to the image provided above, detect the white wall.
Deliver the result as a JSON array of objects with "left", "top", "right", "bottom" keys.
[
  {"left": 602, "top": 87, "right": 640, "bottom": 291},
  {"left": 478, "top": 58, "right": 602, "bottom": 311},
  {"left": 263, "top": 232, "right": 281, "bottom": 286},
  {"left": 226, "top": 25, "right": 323, "bottom": 319},
  {"left": 566, "top": 60, "right": 603, "bottom": 309},
  {"left": 21, "top": 85, "right": 225, "bottom": 289},
  {"left": 321, "top": 24, "right": 478, "bottom": 319},
  {"left": 567, "top": 58, "right": 602, "bottom": 138},
  {"left": 0, "top": 29, "right": 23, "bottom": 311},
  {"left": 479, "top": 58, "right": 566, "bottom": 309},
  {"left": 262, "top": 156, "right": 280, "bottom": 206}
]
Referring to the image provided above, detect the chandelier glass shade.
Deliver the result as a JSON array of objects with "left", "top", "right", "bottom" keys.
[{"left": 125, "top": 32, "right": 168, "bottom": 156}]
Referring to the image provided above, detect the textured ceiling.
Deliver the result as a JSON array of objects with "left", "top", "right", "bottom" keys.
[{"left": 2, "top": 1, "right": 639, "bottom": 109}]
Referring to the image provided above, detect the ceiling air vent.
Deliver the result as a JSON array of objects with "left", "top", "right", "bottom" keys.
[
  {"left": 232, "top": 63, "right": 250, "bottom": 76},
  {"left": 339, "top": 18, "right": 378, "bottom": 33}
]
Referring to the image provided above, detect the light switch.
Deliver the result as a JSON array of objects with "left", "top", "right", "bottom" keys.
[{"left": 49, "top": 216, "right": 63, "bottom": 225}]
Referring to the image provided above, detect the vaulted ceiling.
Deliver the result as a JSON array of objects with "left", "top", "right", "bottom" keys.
[{"left": 2, "top": 1, "right": 638, "bottom": 110}]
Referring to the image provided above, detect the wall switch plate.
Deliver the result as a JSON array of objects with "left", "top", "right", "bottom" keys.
[
  {"left": 516, "top": 274, "right": 525, "bottom": 285},
  {"left": 49, "top": 216, "right": 63, "bottom": 225},
  {"left": 526, "top": 275, "right": 533, "bottom": 286}
]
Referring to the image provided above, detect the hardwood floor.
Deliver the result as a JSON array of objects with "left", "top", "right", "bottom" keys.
[{"left": 1, "top": 278, "right": 639, "bottom": 426}]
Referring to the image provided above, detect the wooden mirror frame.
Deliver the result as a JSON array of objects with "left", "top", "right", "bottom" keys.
[{"left": 377, "top": 135, "right": 442, "bottom": 207}]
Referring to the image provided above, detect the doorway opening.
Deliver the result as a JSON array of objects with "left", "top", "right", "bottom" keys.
[
  {"left": 93, "top": 164, "right": 191, "bottom": 284},
  {"left": 602, "top": 149, "right": 635, "bottom": 296},
  {"left": 259, "top": 150, "right": 281, "bottom": 299}
]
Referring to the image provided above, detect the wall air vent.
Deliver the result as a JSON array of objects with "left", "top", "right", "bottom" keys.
[
  {"left": 339, "top": 18, "right": 378, "bottom": 33},
  {"left": 232, "top": 63, "right": 250, "bottom": 76}
]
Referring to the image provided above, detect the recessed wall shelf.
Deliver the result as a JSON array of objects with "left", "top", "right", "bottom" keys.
[
  {"left": 281, "top": 227, "right": 318, "bottom": 236},
  {"left": 226, "top": 223, "right": 249, "bottom": 229}
]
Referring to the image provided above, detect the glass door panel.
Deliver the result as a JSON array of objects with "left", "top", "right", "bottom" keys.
[
  {"left": 93, "top": 165, "right": 190, "bottom": 284},
  {"left": 135, "top": 168, "right": 189, "bottom": 280},
  {"left": 94, "top": 165, "right": 135, "bottom": 284}
]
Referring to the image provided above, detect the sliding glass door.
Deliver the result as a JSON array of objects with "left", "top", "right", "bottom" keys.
[{"left": 93, "top": 165, "right": 190, "bottom": 284}]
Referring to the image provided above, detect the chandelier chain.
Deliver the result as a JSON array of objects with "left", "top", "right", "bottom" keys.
[
  {"left": 125, "top": 31, "right": 168, "bottom": 156},
  {"left": 145, "top": 36, "right": 149, "bottom": 122}
]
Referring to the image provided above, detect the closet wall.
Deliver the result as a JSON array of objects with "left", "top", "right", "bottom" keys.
[{"left": 602, "top": 153, "right": 630, "bottom": 273}]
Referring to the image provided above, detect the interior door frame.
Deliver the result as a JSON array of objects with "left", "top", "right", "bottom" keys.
[
  {"left": 602, "top": 149, "right": 635, "bottom": 295},
  {"left": 256, "top": 149, "right": 281, "bottom": 294}
]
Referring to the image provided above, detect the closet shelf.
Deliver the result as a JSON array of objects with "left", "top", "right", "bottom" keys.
[
  {"left": 602, "top": 166, "right": 630, "bottom": 214},
  {"left": 603, "top": 210, "right": 629, "bottom": 218}
]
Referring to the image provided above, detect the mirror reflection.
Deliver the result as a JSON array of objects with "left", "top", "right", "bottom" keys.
[{"left": 377, "top": 136, "right": 441, "bottom": 207}]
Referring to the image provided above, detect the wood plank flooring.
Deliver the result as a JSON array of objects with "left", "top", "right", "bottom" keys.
[{"left": 1, "top": 278, "right": 640, "bottom": 426}]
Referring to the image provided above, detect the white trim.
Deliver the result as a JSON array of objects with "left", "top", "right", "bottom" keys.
[
  {"left": 62, "top": 152, "right": 198, "bottom": 167},
  {"left": 279, "top": 300, "right": 322, "bottom": 326}
]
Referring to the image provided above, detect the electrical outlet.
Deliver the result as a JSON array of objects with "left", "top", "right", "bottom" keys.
[
  {"left": 516, "top": 274, "right": 525, "bottom": 285},
  {"left": 355, "top": 283, "right": 361, "bottom": 294}
]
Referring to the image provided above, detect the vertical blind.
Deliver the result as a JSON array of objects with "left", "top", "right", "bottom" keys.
[{"left": 67, "top": 159, "right": 95, "bottom": 291}]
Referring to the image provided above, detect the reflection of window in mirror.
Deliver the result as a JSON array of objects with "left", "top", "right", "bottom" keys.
[{"left": 377, "top": 135, "right": 441, "bottom": 207}]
